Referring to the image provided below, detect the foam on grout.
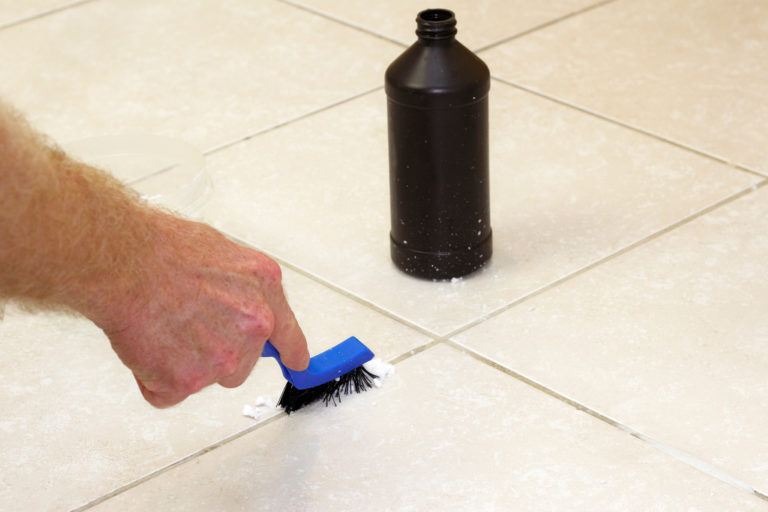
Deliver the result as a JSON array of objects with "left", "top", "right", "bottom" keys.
[
  {"left": 243, "top": 362, "right": 394, "bottom": 418},
  {"left": 254, "top": 395, "right": 276, "bottom": 408},
  {"left": 242, "top": 395, "right": 277, "bottom": 420},
  {"left": 363, "top": 357, "right": 396, "bottom": 378},
  {"left": 242, "top": 404, "right": 262, "bottom": 420}
]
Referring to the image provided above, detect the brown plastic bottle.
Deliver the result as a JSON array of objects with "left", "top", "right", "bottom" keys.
[{"left": 386, "top": 9, "right": 491, "bottom": 280}]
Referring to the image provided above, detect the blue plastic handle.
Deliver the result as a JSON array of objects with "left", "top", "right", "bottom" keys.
[{"left": 261, "top": 337, "right": 374, "bottom": 390}]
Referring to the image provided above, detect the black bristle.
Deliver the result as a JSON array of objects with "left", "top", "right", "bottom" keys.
[{"left": 277, "top": 366, "right": 378, "bottom": 414}]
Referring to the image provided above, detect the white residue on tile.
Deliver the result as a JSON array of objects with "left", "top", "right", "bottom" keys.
[
  {"left": 254, "top": 395, "right": 276, "bottom": 408},
  {"left": 242, "top": 395, "right": 277, "bottom": 420},
  {"left": 364, "top": 358, "right": 395, "bottom": 379},
  {"left": 242, "top": 404, "right": 262, "bottom": 420}
]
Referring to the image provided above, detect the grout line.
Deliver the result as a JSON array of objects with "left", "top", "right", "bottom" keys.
[
  {"left": 69, "top": 411, "right": 288, "bottom": 512},
  {"left": 189, "top": 80, "right": 768, "bottom": 354},
  {"left": 202, "top": 85, "right": 384, "bottom": 157},
  {"left": 74, "top": 329, "right": 767, "bottom": 510},
  {"left": 445, "top": 339, "right": 629, "bottom": 428},
  {"left": 388, "top": 337, "right": 446, "bottom": 365},
  {"left": 492, "top": 77, "right": 768, "bottom": 180},
  {"left": 26, "top": 0, "right": 765, "bottom": 504},
  {"left": 629, "top": 432, "right": 768, "bottom": 498},
  {"left": 129, "top": 85, "right": 384, "bottom": 187},
  {"left": 127, "top": 164, "right": 176, "bottom": 186},
  {"left": 444, "top": 340, "right": 767, "bottom": 500},
  {"left": 276, "top": 0, "right": 407, "bottom": 48},
  {"left": 72, "top": 229, "right": 447, "bottom": 510},
  {"left": 0, "top": 0, "right": 99, "bottom": 32},
  {"left": 279, "top": 0, "right": 619, "bottom": 56},
  {"left": 442, "top": 179, "right": 768, "bottom": 340},
  {"left": 217, "top": 183, "right": 767, "bottom": 351},
  {"left": 475, "top": 0, "right": 621, "bottom": 53},
  {"left": 73, "top": 337, "right": 445, "bottom": 511}
]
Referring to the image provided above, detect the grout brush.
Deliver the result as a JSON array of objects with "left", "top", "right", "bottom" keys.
[{"left": 261, "top": 336, "right": 378, "bottom": 414}]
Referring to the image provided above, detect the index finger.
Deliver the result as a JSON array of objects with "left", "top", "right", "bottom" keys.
[{"left": 264, "top": 289, "right": 310, "bottom": 371}]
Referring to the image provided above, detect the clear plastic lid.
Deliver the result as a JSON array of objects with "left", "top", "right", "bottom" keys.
[{"left": 63, "top": 134, "right": 211, "bottom": 218}]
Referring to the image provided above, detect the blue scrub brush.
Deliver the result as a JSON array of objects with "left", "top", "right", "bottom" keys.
[{"left": 261, "top": 336, "right": 376, "bottom": 413}]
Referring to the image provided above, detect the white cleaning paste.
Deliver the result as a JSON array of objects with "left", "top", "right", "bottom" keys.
[
  {"left": 243, "top": 362, "right": 395, "bottom": 418},
  {"left": 363, "top": 358, "right": 395, "bottom": 379},
  {"left": 254, "top": 395, "right": 276, "bottom": 408},
  {"left": 242, "top": 404, "right": 262, "bottom": 420},
  {"left": 242, "top": 395, "right": 277, "bottom": 420}
]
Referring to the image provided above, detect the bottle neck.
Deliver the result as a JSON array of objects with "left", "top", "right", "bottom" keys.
[{"left": 415, "top": 9, "right": 457, "bottom": 41}]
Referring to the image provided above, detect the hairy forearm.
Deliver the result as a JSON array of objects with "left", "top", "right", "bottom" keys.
[
  {"left": 0, "top": 103, "right": 312, "bottom": 406},
  {"left": 0, "top": 103, "right": 155, "bottom": 322}
]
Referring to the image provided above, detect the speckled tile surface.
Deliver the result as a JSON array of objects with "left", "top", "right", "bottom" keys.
[
  {"left": 0, "top": 0, "right": 81, "bottom": 27},
  {"left": 0, "top": 0, "right": 399, "bottom": 152},
  {"left": 484, "top": 0, "right": 768, "bottom": 175},
  {"left": 456, "top": 185, "right": 768, "bottom": 494},
  {"left": 285, "top": 0, "right": 601, "bottom": 50},
  {"left": 191, "top": 85, "right": 757, "bottom": 335},
  {"left": 87, "top": 345, "right": 766, "bottom": 512},
  {"left": 3, "top": 0, "right": 768, "bottom": 509},
  {"left": 0, "top": 269, "right": 427, "bottom": 512}
]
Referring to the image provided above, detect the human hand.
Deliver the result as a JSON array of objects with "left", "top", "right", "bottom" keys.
[
  {"left": 87, "top": 211, "right": 310, "bottom": 408},
  {"left": 0, "top": 104, "right": 306, "bottom": 405}
]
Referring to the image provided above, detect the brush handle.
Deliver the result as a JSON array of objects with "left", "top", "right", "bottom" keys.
[
  {"left": 261, "top": 341, "right": 280, "bottom": 359},
  {"left": 261, "top": 336, "right": 374, "bottom": 390}
]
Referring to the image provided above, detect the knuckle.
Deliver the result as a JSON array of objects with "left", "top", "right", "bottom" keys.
[
  {"left": 139, "top": 386, "right": 161, "bottom": 407},
  {"left": 145, "top": 395, "right": 165, "bottom": 408},
  {"left": 219, "top": 373, "right": 248, "bottom": 389},
  {"left": 144, "top": 389, "right": 180, "bottom": 409},
  {"left": 240, "top": 303, "right": 275, "bottom": 338},
  {"left": 150, "top": 396, "right": 176, "bottom": 409},
  {"left": 251, "top": 254, "right": 282, "bottom": 287}
]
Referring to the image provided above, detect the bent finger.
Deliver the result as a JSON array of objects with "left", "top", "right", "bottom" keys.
[
  {"left": 217, "top": 341, "right": 264, "bottom": 388},
  {"left": 134, "top": 374, "right": 189, "bottom": 409},
  {"left": 266, "top": 292, "right": 309, "bottom": 371}
]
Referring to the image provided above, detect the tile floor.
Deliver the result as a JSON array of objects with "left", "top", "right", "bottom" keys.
[{"left": 1, "top": 0, "right": 767, "bottom": 511}]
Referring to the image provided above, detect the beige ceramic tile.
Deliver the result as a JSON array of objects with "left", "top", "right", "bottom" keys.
[
  {"left": 484, "top": 0, "right": 768, "bottom": 175},
  {"left": 0, "top": 268, "right": 427, "bottom": 512},
  {"left": 287, "top": 0, "right": 600, "bottom": 50},
  {"left": 89, "top": 345, "right": 765, "bottom": 511},
  {"left": 456, "top": 184, "right": 768, "bottom": 493},
  {"left": 0, "top": 0, "right": 399, "bottom": 153},
  {"left": 0, "top": 0, "right": 80, "bottom": 27},
  {"left": 186, "top": 85, "right": 757, "bottom": 335}
]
